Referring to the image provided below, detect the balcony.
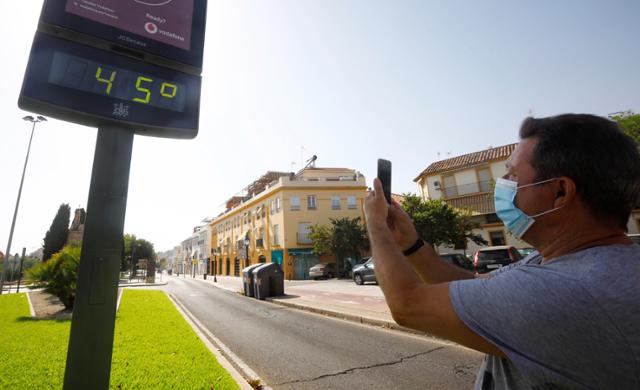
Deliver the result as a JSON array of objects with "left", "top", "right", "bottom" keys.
[
  {"left": 444, "top": 192, "right": 495, "bottom": 215},
  {"left": 297, "top": 232, "right": 313, "bottom": 245},
  {"left": 441, "top": 180, "right": 493, "bottom": 198}
]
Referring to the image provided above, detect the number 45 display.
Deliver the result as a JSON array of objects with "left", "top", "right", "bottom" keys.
[{"left": 95, "top": 66, "right": 178, "bottom": 104}]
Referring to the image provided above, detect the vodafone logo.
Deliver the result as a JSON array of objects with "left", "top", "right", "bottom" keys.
[{"left": 144, "top": 22, "right": 158, "bottom": 34}]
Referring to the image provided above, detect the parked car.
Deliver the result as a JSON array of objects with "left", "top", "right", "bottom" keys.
[
  {"left": 440, "top": 253, "right": 474, "bottom": 270},
  {"left": 474, "top": 245, "right": 523, "bottom": 274},
  {"left": 309, "top": 263, "right": 336, "bottom": 280},
  {"left": 352, "top": 258, "right": 377, "bottom": 285},
  {"left": 517, "top": 247, "right": 536, "bottom": 257},
  {"left": 628, "top": 234, "right": 640, "bottom": 245}
]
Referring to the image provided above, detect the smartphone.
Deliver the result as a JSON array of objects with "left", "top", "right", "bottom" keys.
[{"left": 377, "top": 159, "right": 392, "bottom": 204}]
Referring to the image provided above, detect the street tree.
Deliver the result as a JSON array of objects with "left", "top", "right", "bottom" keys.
[
  {"left": 454, "top": 208, "right": 488, "bottom": 255},
  {"left": 42, "top": 203, "right": 70, "bottom": 261},
  {"left": 401, "top": 193, "right": 486, "bottom": 250},
  {"left": 610, "top": 111, "right": 640, "bottom": 144},
  {"left": 28, "top": 245, "right": 80, "bottom": 310},
  {"left": 309, "top": 217, "right": 369, "bottom": 277},
  {"left": 122, "top": 234, "right": 157, "bottom": 277}
]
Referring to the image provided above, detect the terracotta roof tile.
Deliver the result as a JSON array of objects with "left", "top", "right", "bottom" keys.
[{"left": 414, "top": 143, "right": 517, "bottom": 181}]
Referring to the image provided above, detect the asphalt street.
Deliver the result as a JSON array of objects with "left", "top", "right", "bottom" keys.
[{"left": 162, "top": 277, "right": 483, "bottom": 389}]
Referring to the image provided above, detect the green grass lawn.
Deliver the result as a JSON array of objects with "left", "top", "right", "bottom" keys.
[{"left": 0, "top": 290, "right": 240, "bottom": 389}]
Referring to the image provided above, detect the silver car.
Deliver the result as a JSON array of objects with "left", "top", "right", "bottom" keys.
[
  {"left": 308, "top": 263, "right": 336, "bottom": 280},
  {"left": 352, "top": 258, "right": 376, "bottom": 285}
]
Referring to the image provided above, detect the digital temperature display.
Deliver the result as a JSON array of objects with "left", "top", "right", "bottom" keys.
[
  {"left": 49, "top": 52, "right": 187, "bottom": 112},
  {"left": 19, "top": 33, "right": 201, "bottom": 138}
]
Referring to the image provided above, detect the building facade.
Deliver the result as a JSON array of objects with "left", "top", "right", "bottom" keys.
[
  {"left": 176, "top": 224, "right": 210, "bottom": 277},
  {"left": 209, "top": 168, "right": 367, "bottom": 280},
  {"left": 415, "top": 143, "right": 640, "bottom": 252},
  {"left": 414, "top": 143, "right": 529, "bottom": 254}
]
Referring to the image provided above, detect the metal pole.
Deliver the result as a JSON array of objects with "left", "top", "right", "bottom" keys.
[
  {"left": 63, "top": 125, "right": 134, "bottom": 390},
  {"left": 16, "top": 248, "right": 25, "bottom": 293},
  {"left": 1, "top": 119, "right": 39, "bottom": 295},
  {"left": 9, "top": 253, "right": 19, "bottom": 289}
]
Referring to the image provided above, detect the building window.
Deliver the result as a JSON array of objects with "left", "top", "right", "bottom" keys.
[
  {"left": 347, "top": 196, "right": 357, "bottom": 209},
  {"left": 307, "top": 195, "right": 317, "bottom": 210},
  {"left": 443, "top": 175, "right": 458, "bottom": 198},
  {"left": 477, "top": 167, "right": 492, "bottom": 193},
  {"left": 297, "top": 222, "right": 312, "bottom": 244},
  {"left": 489, "top": 230, "right": 506, "bottom": 246},
  {"left": 290, "top": 196, "right": 300, "bottom": 211},
  {"left": 273, "top": 225, "right": 280, "bottom": 246},
  {"left": 271, "top": 198, "right": 281, "bottom": 214},
  {"left": 331, "top": 196, "right": 341, "bottom": 210}
]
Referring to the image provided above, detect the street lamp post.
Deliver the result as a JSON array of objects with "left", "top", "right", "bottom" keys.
[
  {"left": 213, "top": 250, "right": 217, "bottom": 283},
  {"left": 244, "top": 237, "right": 250, "bottom": 268},
  {"left": 1, "top": 115, "right": 46, "bottom": 295}
]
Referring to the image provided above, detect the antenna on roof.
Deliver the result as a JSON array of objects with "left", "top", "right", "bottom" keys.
[{"left": 303, "top": 155, "right": 317, "bottom": 170}]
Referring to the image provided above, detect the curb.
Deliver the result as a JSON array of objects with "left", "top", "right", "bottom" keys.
[
  {"left": 25, "top": 292, "right": 36, "bottom": 317},
  {"left": 165, "top": 291, "right": 267, "bottom": 390},
  {"left": 118, "top": 281, "right": 168, "bottom": 287},
  {"left": 265, "top": 297, "right": 427, "bottom": 336}
]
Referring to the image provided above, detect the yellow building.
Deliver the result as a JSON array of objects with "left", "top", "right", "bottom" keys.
[{"left": 209, "top": 168, "right": 367, "bottom": 280}]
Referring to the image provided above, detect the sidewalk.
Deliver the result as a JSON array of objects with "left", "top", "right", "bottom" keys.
[{"left": 176, "top": 274, "right": 422, "bottom": 335}]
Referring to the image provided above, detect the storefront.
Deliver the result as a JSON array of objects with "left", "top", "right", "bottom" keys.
[{"left": 287, "top": 248, "right": 320, "bottom": 280}]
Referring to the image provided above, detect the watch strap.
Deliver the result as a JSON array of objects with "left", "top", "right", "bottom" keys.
[{"left": 402, "top": 238, "right": 425, "bottom": 256}]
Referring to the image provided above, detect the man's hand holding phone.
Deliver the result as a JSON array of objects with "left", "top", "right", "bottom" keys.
[{"left": 377, "top": 158, "right": 392, "bottom": 204}]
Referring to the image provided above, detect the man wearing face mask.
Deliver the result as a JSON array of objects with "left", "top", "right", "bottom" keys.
[{"left": 364, "top": 113, "right": 640, "bottom": 389}]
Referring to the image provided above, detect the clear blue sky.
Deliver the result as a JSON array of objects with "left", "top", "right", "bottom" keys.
[{"left": 1, "top": 0, "right": 638, "bottom": 254}]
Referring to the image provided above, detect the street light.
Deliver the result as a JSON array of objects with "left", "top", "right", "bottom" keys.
[
  {"left": 212, "top": 248, "right": 217, "bottom": 283},
  {"left": 244, "top": 236, "right": 250, "bottom": 268},
  {"left": 0, "top": 115, "right": 46, "bottom": 295}
]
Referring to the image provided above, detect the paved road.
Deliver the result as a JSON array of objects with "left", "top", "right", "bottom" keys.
[{"left": 163, "top": 277, "right": 483, "bottom": 389}]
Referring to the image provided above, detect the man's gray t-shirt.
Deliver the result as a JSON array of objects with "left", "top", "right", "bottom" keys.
[{"left": 450, "top": 244, "right": 640, "bottom": 389}]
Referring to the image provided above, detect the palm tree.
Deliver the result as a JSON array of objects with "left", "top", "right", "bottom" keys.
[{"left": 309, "top": 217, "right": 369, "bottom": 278}]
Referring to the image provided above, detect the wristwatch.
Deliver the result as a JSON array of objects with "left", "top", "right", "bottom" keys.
[{"left": 402, "top": 238, "right": 425, "bottom": 256}]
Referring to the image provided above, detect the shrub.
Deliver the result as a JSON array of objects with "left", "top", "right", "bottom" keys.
[{"left": 27, "top": 246, "right": 80, "bottom": 310}]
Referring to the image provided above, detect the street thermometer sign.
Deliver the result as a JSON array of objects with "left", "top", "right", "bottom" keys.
[
  {"left": 19, "top": 0, "right": 206, "bottom": 138},
  {"left": 17, "top": 1, "right": 207, "bottom": 389}
]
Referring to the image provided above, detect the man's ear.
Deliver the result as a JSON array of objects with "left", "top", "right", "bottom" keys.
[{"left": 554, "top": 177, "right": 575, "bottom": 207}]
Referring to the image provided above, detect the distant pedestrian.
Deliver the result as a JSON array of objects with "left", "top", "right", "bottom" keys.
[{"left": 365, "top": 114, "right": 640, "bottom": 389}]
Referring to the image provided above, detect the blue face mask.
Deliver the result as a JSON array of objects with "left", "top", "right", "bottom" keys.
[{"left": 494, "top": 177, "right": 562, "bottom": 239}]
